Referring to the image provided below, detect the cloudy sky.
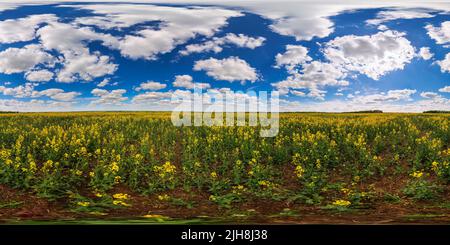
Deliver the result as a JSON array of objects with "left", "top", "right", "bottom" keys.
[{"left": 0, "top": 0, "right": 449, "bottom": 112}]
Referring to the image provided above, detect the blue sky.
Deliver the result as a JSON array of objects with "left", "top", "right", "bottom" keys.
[{"left": 0, "top": 1, "right": 449, "bottom": 112}]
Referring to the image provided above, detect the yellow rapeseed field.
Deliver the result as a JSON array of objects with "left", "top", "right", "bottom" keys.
[{"left": 0, "top": 112, "right": 449, "bottom": 219}]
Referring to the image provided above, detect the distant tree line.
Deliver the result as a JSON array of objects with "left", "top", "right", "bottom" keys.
[
  {"left": 423, "top": 110, "right": 450, "bottom": 113},
  {"left": 345, "top": 110, "right": 383, "bottom": 113},
  {"left": 0, "top": 111, "right": 19, "bottom": 114}
]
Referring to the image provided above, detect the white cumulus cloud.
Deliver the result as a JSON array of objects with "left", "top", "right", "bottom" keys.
[
  {"left": 193, "top": 57, "right": 258, "bottom": 83},
  {"left": 350, "top": 89, "right": 417, "bottom": 104},
  {"left": 418, "top": 47, "right": 434, "bottom": 60},
  {"left": 439, "top": 86, "right": 450, "bottom": 93},
  {"left": 425, "top": 21, "right": 450, "bottom": 45},
  {"left": 135, "top": 81, "right": 167, "bottom": 91},
  {"left": 324, "top": 30, "right": 415, "bottom": 80},
  {"left": 366, "top": 9, "right": 435, "bottom": 25},
  {"left": 437, "top": 53, "right": 450, "bottom": 73},
  {"left": 420, "top": 91, "right": 440, "bottom": 99},
  {"left": 0, "top": 14, "right": 57, "bottom": 44},
  {"left": 275, "top": 45, "right": 312, "bottom": 71},
  {"left": 68, "top": 4, "right": 242, "bottom": 60},
  {"left": 180, "top": 33, "right": 265, "bottom": 56},
  {"left": 172, "top": 75, "right": 211, "bottom": 89},
  {"left": 56, "top": 51, "right": 117, "bottom": 83},
  {"left": 0, "top": 83, "right": 80, "bottom": 101},
  {"left": 25, "top": 69, "right": 54, "bottom": 82},
  {"left": 0, "top": 44, "right": 55, "bottom": 74},
  {"left": 91, "top": 88, "right": 127, "bottom": 105}
]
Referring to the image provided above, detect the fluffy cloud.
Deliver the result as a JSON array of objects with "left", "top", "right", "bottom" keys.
[
  {"left": 275, "top": 45, "right": 312, "bottom": 71},
  {"left": 172, "top": 75, "right": 211, "bottom": 89},
  {"left": 223, "top": 33, "right": 265, "bottom": 49},
  {"left": 418, "top": 47, "right": 434, "bottom": 60},
  {"left": 425, "top": 21, "right": 450, "bottom": 45},
  {"left": 439, "top": 86, "right": 450, "bottom": 93},
  {"left": 135, "top": 81, "right": 167, "bottom": 91},
  {"left": 273, "top": 44, "right": 350, "bottom": 100},
  {"left": 0, "top": 98, "right": 74, "bottom": 112},
  {"left": 437, "top": 53, "right": 450, "bottom": 73},
  {"left": 193, "top": 57, "right": 258, "bottom": 82},
  {"left": 97, "top": 78, "right": 117, "bottom": 87},
  {"left": 36, "top": 21, "right": 119, "bottom": 82},
  {"left": 68, "top": 4, "right": 242, "bottom": 60},
  {"left": 25, "top": 69, "right": 54, "bottom": 82},
  {"left": 324, "top": 30, "right": 415, "bottom": 80},
  {"left": 91, "top": 88, "right": 127, "bottom": 105},
  {"left": 56, "top": 51, "right": 117, "bottom": 83},
  {"left": 132, "top": 91, "right": 173, "bottom": 104},
  {"left": 0, "top": 83, "right": 80, "bottom": 101},
  {"left": 273, "top": 31, "right": 416, "bottom": 100},
  {"left": 0, "top": 44, "right": 55, "bottom": 74},
  {"left": 0, "top": 14, "right": 57, "bottom": 44},
  {"left": 273, "top": 60, "right": 349, "bottom": 100},
  {"left": 420, "top": 91, "right": 440, "bottom": 99},
  {"left": 290, "top": 90, "right": 306, "bottom": 97},
  {"left": 36, "top": 89, "right": 80, "bottom": 101},
  {"left": 0, "top": 83, "right": 35, "bottom": 98},
  {"left": 179, "top": 33, "right": 265, "bottom": 55},
  {"left": 37, "top": 21, "right": 119, "bottom": 55},
  {"left": 366, "top": 9, "right": 435, "bottom": 25},
  {"left": 350, "top": 89, "right": 416, "bottom": 104},
  {"left": 279, "top": 96, "right": 450, "bottom": 113}
]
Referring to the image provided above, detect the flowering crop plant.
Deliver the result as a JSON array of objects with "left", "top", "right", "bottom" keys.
[
  {"left": 0, "top": 112, "right": 449, "bottom": 224},
  {"left": 0, "top": 1, "right": 450, "bottom": 232}
]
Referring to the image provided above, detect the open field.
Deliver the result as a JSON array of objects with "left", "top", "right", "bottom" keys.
[{"left": 0, "top": 112, "right": 449, "bottom": 224}]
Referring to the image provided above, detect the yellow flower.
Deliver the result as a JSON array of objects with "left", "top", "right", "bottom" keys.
[
  {"left": 113, "top": 193, "right": 129, "bottom": 200},
  {"left": 113, "top": 200, "right": 130, "bottom": 207},
  {"left": 158, "top": 194, "right": 170, "bottom": 201},
  {"left": 209, "top": 195, "right": 216, "bottom": 201},
  {"left": 5, "top": 159, "right": 12, "bottom": 166},
  {"left": 110, "top": 162, "right": 119, "bottom": 173},
  {"left": 163, "top": 161, "right": 176, "bottom": 173},
  {"left": 210, "top": 171, "right": 218, "bottom": 179},
  {"left": 114, "top": 176, "right": 121, "bottom": 184},
  {"left": 95, "top": 193, "right": 103, "bottom": 198},
  {"left": 75, "top": 170, "right": 83, "bottom": 176},
  {"left": 316, "top": 159, "right": 321, "bottom": 169},
  {"left": 143, "top": 214, "right": 167, "bottom": 219},
  {"left": 154, "top": 161, "right": 176, "bottom": 178},
  {"left": 29, "top": 161, "right": 37, "bottom": 172},
  {"left": 89, "top": 171, "right": 95, "bottom": 177},
  {"left": 431, "top": 161, "right": 439, "bottom": 172},
  {"left": 410, "top": 171, "right": 423, "bottom": 178},
  {"left": 332, "top": 199, "right": 351, "bottom": 207},
  {"left": 43, "top": 160, "right": 53, "bottom": 170},
  {"left": 77, "top": 201, "right": 90, "bottom": 207},
  {"left": 232, "top": 185, "right": 246, "bottom": 194},
  {"left": 294, "top": 165, "right": 304, "bottom": 178},
  {"left": 258, "top": 180, "right": 270, "bottom": 187}
]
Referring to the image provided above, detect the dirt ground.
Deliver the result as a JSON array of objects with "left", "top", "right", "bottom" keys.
[{"left": 1, "top": 185, "right": 449, "bottom": 224}]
